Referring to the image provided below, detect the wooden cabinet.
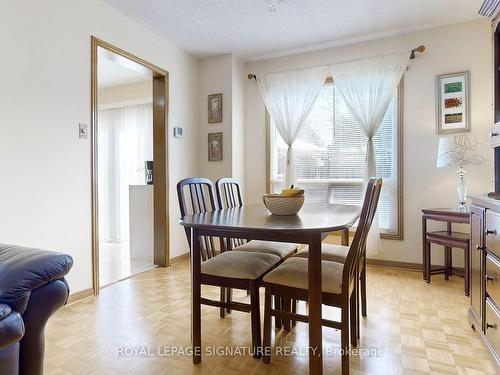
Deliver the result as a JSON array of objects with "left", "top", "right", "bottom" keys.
[
  {"left": 486, "top": 299, "right": 500, "bottom": 356},
  {"left": 470, "top": 196, "right": 500, "bottom": 366},
  {"left": 486, "top": 254, "right": 500, "bottom": 304},
  {"left": 486, "top": 210, "right": 500, "bottom": 259},
  {"left": 470, "top": 205, "right": 484, "bottom": 327}
]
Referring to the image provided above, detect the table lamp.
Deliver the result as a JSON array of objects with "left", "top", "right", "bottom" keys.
[{"left": 436, "top": 134, "right": 486, "bottom": 211}]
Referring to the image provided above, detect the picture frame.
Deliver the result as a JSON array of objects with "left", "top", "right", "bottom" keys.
[
  {"left": 208, "top": 93, "right": 223, "bottom": 123},
  {"left": 208, "top": 132, "right": 223, "bottom": 161},
  {"left": 436, "top": 71, "right": 470, "bottom": 134}
]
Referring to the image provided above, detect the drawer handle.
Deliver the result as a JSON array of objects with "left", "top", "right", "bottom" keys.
[
  {"left": 487, "top": 323, "right": 497, "bottom": 330},
  {"left": 492, "top": 132, "right": 499, "bottom": 137},
  {"left": 486, "top": 274, "right": 497, "bottom": 281},
  {"left": 476, "top": 245, "right": 485, "bottom": 251},
  {"left": 486, "top": 229, "right": 497, "bottom": 236}
]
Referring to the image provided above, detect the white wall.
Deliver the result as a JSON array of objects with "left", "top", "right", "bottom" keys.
[
  {"left": 199, "top": 55, "right": 233, "bottom": 181},
  {"left": 232, "top": 57, "right": 246, "bottom": 187},
  {"left": 244, "top": 20, "right": 493, "bottom": 265},
  {"left": 198, "top": 54, "right": 246, "bottom": 187},
  {"left": 0, "top": 0, "right": 200, "bottom": 293},
  {"left": 98, "top": 80, "right": 152, "bottom": 108}
]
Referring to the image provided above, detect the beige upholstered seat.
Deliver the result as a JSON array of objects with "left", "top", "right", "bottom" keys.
[
  {"left": 201, "top": 251, "right": 280, "bottom": 280},
  {"left": 294, "top": 244, "right": 348, "bottom": 263},
  {"left": 235, "top": 240, "right": 298, "bottom": 259},
  {"left": 263, "top": 257, "right": 343, "bottom": 294}
]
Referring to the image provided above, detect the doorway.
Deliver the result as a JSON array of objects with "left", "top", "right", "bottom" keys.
[{"left": 91, "top": 37, "right": 169, "bottom": 293}]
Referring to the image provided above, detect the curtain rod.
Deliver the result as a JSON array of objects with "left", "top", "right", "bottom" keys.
[{"left": 247, "top": 45, "right": 426, "bottom": 80}]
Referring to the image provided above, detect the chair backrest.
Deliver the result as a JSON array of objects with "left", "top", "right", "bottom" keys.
[
  {"left": 215, "top": 177, "right": 245, "bottom": 248},
  {"left": 215, "top": 177, "right": 243, "bottom": 209},
  {"left": 177, "top": 177, "right": 218, "bottom": 261},
  {"left": 342, "top": 177, "right": 383, "bottom": 290}
]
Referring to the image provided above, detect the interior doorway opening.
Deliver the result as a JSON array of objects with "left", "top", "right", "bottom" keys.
[{"left": 91, "top": 37, "right": 169, "bottom": 293}]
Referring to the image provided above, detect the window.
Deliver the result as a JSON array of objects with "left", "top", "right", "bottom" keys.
[{"left": 268, "top": 81, "right": 403, "bottom": 239}]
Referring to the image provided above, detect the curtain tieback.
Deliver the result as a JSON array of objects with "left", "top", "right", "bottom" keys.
[{"left": 365, "top": 137, "right": 373, "bottom": 163}]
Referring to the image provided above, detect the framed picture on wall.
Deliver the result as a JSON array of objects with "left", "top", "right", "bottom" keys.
[
  {"left": 436, "top": 71, "right": 470, "bottom": 134},
  {"left": 208, "top": 132, "right": 223, "bottom": 161},
  {"left": 208, "top": 93, "right": 223, "bottom": 123}
]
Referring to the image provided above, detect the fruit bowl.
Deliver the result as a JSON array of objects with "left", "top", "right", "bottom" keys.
[{"left": 263, "top": 194, "right": 305, "bottom": 216}]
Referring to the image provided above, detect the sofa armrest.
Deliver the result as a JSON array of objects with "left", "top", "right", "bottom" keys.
[
  {"left": 0, "top": 304, "right": 24, "bottom": 351},
  {"left": 0, "top": 243, "right": 73, "bottom": 314}
]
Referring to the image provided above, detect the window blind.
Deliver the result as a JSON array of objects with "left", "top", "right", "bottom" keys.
[{"left": 270, "top": 83, "right": 399, "bottom": 233}]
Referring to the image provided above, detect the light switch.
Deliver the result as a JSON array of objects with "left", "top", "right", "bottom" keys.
[
  {"left": 79, "top": 123, "right": 88, "bottom": 139},
  {"left": 173, "top": 127, "right": 183, "bottom": 138}
]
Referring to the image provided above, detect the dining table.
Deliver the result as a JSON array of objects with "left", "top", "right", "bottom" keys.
[{"left": 179, "top": 202, "right": 361, "bottom": 375}]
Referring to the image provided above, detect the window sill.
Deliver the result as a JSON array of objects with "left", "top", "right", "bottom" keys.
[{"left": 380, "top": 232, "right": 404, "bottom": 241}]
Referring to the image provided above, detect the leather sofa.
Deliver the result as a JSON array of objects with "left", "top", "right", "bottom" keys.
[{"left": 0, "top": 244, "right": 73, "bottom": 375}]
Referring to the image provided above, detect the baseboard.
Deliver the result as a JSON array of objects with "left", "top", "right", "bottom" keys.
[
  {"left": 170, "top": 252, "right": 189, "bottom": 265},
  {"left": 366, "top": 258, "right": 422, "bottom": 272},
  {"left": 67, "top": 288, "right": 94, "bottom": 305}
]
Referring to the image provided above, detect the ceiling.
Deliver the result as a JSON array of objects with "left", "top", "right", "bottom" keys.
[
  {"left": 102, "top": 0, "right": 484, "bottom": 61},
  {"left": 98, "top": 48, "right": 151, "bottom": 88}
]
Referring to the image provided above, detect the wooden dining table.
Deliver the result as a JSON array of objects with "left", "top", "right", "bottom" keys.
[{"left": 179, "top": 203, "right": 361, "bottom": 375}]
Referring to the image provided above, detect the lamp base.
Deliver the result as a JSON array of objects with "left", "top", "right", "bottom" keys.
[{"left": 457, "top": 166, "right": 467, "bottom": 211}]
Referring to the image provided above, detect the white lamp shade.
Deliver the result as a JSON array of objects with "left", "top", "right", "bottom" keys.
[{"left": 436, "top": 134, "right": 486, "bottom": 168}]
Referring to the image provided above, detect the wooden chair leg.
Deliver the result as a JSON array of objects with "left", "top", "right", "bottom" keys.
[
  {"left": 350, "top": 290, "right": 357, "bottom": 346},
  {"left": 356, "top": 286, "right": 360, "bottom": 339},
  {"left": 226, "top": 287, "right": 232, "bottom": 314},
  {"left": 274, "top": 295, "right": 282, "bottom": 330},
  {"left": 283, "top": 297, "right": 291, "bottom": 332},
  {"left": 263, "top": 287, "right": 272, "bottom": 364},
  {"left": 249, "top": 282, "right": 262, "bottom": 359},
  {"left": 341, "top": 304, "right": 350, "bottom": 375},
  {"left": 361, "top": 258, "right": 367, "bottom": 317},
  {"left": 291, "top": 299, "right": 297, "bottom": 327},
  {"left": 219, "top": 287, "right": 226, "bottom": 318}
]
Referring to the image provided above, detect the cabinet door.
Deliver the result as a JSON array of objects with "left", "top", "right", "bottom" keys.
[{"left": 470, "top": 205, "right": 484, "bottom": 327}]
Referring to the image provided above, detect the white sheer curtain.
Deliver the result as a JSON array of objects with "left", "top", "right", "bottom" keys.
[
  {"left": 98, "top": 103, "right": 153, "bottom": 243},
  {"left": 257, "top": 66, "right": 328, "bottom": 187},
  {"left": 329, "top": 52, "right": 408, "bottom": 254}
]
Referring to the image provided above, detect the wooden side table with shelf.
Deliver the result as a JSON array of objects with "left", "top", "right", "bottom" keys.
[{"left": 421, "top": 207, "right": 471, "bottom": 296}]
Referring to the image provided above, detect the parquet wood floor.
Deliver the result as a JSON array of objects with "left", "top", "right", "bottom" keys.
[{"left": 45, "top": 260, "right": 498, "bottom": 374}]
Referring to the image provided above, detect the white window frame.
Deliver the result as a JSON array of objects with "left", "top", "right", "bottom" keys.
[{"left": 265, "top": 79, "right": 404, "bottom": 240}]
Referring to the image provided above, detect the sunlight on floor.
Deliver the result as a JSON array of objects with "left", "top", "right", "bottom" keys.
[{"left": 99, "top": 241, "right": 157, "bottom": 287}]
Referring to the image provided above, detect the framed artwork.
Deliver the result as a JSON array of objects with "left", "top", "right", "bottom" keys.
[
  {"left": 436, "top": 71, "right": 470, "bottom": 134},
  {"left": 208, "top": 93, "right": 223, "bottom": 123},
  {"left": 208, "top": 132, "right": 223, "bottom": 161}
]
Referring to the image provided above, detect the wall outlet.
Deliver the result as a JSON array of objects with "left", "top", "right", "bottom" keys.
[{"left": 79, "top": 123, "right": 88, "bottom": 139}]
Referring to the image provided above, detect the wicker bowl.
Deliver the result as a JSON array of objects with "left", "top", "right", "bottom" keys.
[{"left": 263, "top": 194, "right": 305, "bottom": 216}]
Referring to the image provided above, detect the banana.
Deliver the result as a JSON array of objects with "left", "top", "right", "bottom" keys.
[{"left": 280, "top": 185, "right": 305, "bottom": 197}]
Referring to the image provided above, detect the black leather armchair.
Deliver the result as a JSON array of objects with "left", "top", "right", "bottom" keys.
[{"left": 0, "top": 244, "right": 73, "bottom": 375}]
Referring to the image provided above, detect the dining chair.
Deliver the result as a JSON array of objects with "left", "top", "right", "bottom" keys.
[
  {"left": 177, "top": 177, "right": 281, "bottom": 358},
  {"left": 215, "top": 177, "right": 298, "bottom": 259},
  {"left": 293, "top": 224, "right": 368, "bottom": 339},
  {"left": 261, "top": 178, "right": 382, "bottom": 374},
  {"left": 215, "top": 177, "right": 299, "bottom": 327}
]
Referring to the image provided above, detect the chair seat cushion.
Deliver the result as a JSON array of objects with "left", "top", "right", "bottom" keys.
[
  {"left": 201, "top": 251, "right": 280, "bottom": 280},
  {"left": 235, "top": 240, "right": 297, "bottom": 259},
  {"left": 294, "top": 244, "right": 348, "bottom": 263},
  {"left": 263, "top": 257, "right": 343, "bottom": 294}
]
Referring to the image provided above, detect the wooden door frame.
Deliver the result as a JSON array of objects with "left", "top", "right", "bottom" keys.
[{"left": 91, "top": 36, "right": 170, "bottom": 295}]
